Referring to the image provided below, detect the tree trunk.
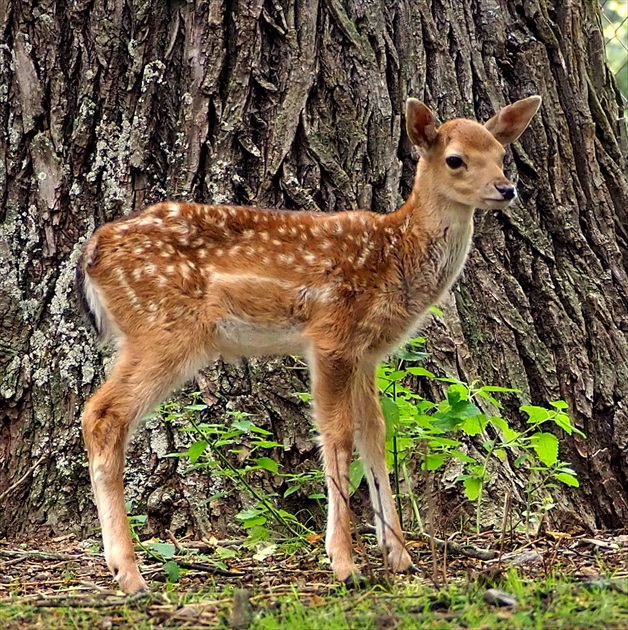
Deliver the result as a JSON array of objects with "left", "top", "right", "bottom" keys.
[{"left": 1, "top": 0, "right": 626, "bottom": 540}]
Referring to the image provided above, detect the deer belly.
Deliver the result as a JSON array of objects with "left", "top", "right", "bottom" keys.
[{"left": 215, "top": 317, "right": 305, "bottom": 359}]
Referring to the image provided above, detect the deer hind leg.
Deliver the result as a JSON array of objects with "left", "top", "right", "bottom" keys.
[
  {"left": 353, "top": 365, "right": 414, "bottom": 574},
  {"left": 81, "top": 344, "right": 198, "bottom": 594},
  {"left": 310, "top": 353, "right": 360, "bottom": 583}
]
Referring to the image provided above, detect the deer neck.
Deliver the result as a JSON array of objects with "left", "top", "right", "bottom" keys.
[{"left": 388, "top": 173, "right": 476, "bottom": 315}]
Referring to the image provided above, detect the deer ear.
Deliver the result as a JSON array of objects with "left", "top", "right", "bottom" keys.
[
  {"left": 406, "top": 98, "right": 439, "bottom": 151},
  {"left": 484, "top": 96, "right": 542, "bottom": 146}
]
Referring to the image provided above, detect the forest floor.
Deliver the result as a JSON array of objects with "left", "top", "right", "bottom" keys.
[{"left": 0, "top": 528, "right": 627, "bottom": 629}]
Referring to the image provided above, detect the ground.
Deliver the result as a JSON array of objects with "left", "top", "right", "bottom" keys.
[{"left": 0, "top": 528, "right": 626, "bottom": 628}]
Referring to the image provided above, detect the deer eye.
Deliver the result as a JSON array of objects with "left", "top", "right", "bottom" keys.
[{"left": 446, "top": 156, "right": 464, "bottom": 169}]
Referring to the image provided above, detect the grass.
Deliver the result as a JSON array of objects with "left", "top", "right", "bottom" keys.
[
  {"left": 1, "top": 572, "right": 627, "bottom": 629},
  {"left": 1, "top": 533, "right": 626, "bottom": 629}
]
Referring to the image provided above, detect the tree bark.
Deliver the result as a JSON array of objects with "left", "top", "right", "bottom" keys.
[{"left": 0, "top": 0, "right": 626, "bottom": 539}]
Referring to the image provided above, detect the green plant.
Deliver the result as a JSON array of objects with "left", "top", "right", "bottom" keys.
[
  {"left": 165, "top": 400, "right": 315, "bottom": 543},
  {"left": 373, "top": 338, "right": 585, "bottom": 533}
]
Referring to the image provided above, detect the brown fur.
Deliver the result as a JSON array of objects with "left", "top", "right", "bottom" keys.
[{"left": 78, "top": 96, "right": 541, "bottom": 592}]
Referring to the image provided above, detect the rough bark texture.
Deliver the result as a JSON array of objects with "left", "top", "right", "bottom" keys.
[{"left": 0, "top": 0, "right": 626, "bottom": 539}]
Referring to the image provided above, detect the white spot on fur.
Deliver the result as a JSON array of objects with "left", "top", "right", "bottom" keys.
[{"left": 278, "top": 253, "right": 295, "bottom": 265}]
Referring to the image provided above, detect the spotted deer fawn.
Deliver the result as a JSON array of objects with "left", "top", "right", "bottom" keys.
[{"left": 76, "top": 95, "right": 541, "bottom": 593}]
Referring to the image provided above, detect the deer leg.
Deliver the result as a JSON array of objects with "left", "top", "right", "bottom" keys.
[
  {"left": 353, "top": 366, "right": 414, "bottom": 574},
  {"left": 82, "top": 346, "right": 193, "bottom": 593},
  {"left": 310, "top": 353, "right": 359, "bottom": 583}
]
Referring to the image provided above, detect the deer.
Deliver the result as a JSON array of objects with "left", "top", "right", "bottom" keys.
[{"left": 76, "top": 95, "right": 541, "bottom": 593}]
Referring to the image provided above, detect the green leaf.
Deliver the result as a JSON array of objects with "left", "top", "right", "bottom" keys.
[
  {"left": 447, "top": 384, "right": 468, "bottom": 405},
  {"left": 236, "top": 507, "right": 265, "bottom": 521},
  {"left": 449, "top": 401, "right": 482, "bottom": 418},
  {"left": 423, "top": 453, "right": 446, "bottom": 470},
  {"left": 215, "top": 546, "right": 238, "bottom": 559},
  {"left": 232, "top": 419, "right": 254, "bottom": 433},
  {"left": 521, "top": 405, "right": 550, "bottom": 425},
  {"left": 381, "top": 397, "right": 400, "bottom": 437},
  {"left": 489, "top": 416, "right": 520, "bottom": 442},
  {"left": 463, "top": 477, "right": 482, "bottom": 501},
  {"left": 255, "top": 457, "right": 279, "bottom": 474},
  {"left": 406, "top": 366, "right": 436, "bottom": 378},
  {"left": 349, "top": 460, "right": 364, "bottom": 494},
  {"left": 462, "top": 415, "right": 488, "bottom": 436},
  {"left": 550, "top": 400, "right": 569, "bottom": 410},
  {"left": 395, "top": 347, "right": 430, "bottom": 361},
  {"left": 529, "top": 432, "right": 559, "bottom": 467},
  {"left": 427, "top": 436, "right": 461, "bottom": 448},
  {"left": 162, "top": 561, "right": 180, "bottom": 583},
  {"left": 552, "top": 412, "right": 575, "bottom": 435},
  {"left": 493, "top": 448, "right": 507, "bottom": 462},
  {"left": 187, "top": 440, "right": 208, "bottom": 464},
  {"left": 147, "top": 543, "right": 176, "bottom": 559},
  {"left": 241, "top": 516, "right": 267, "bottom": 529},
  {"left": 554, "top": 472, "right": 580, "bottom": 487},
  {"left": 432, "top": 414, "right": 464, "bottom": 432}
]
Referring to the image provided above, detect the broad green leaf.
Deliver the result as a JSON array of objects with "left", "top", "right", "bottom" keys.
[
  {"left": 387, "top": 370, "right": 407, "bottom": 382},
  {"left": 232, "top": 420, "right": 255, "bottom": 433},
  {"left": 489, "top": 416, "right": 519, "bottom": 442},
  {"left": 423, "top": 453, "right": 446, "bottom": 470},
  {"left": 241, "top": 516, "right": 267, "bottom": 529},
  {"left": 475, "top": 389, "right": 503, "bottom": 409},
  {"left": 147, "top": 542, "right": 176, "bottom": 559},
  {"left": 463, "top": 415, "right": 488, "bottom": 436},
  {"left": 550, "top": 400, "right": 569, "bottom": 410},
  {"left": 554, "top": 472, "right": 580, "bottom": 487},
  {"left": 493, "top": 448, "right": 507, "bottom": 462},
  {"left": 406, "top": 367, "right": 436, "bottom": 378},
  {"left": 450, "top": 401, "right": 482, "bottom": 418},
  {"left": 236, "top": 507, "right": 265, "bottom": 521},
  {"left": 463, "top": 477, "right": 482, "bottom": 501},
  {"left": 215, "top": 546, "right": 238, "bottom": 559},
  {"left": 187, "top": 440, "right": 208, "bottom": 464},
  {"left": 432, "top": 414, "right": 464, "bottom": 432},
  {"left": 349, "top": 459, "right": 364, "bottom": 494},
  {"left": 163, "top": 561, "right": 180, "bottom": 583},
  {"left": 185, "top": 403, "right": 208, "bottom": 411},
  {"left": 521, "top": 405, "right": 550, "bottom": 425},
  {"left": 427, "top": 436, "right": 461, "bottom": 448},
  {"left": 395, "top": 347, "right": 430, "bottom": 361},
  {"left": 284, "top": 485, "right": 299, "bottom": 498},
  {"left": 255, "top": 457, "right": 279, "bottom": 474},
  {"left": 447, "top": 384, "right": 468, "bottom": 405},
  {"left": 530, "top": 432, "right": 559, "bottom": 467},
  {"left": 381, "top": 397, "right": 400, "bottom": 437}
]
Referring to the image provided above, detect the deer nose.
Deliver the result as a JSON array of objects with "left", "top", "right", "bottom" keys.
[{"left": 495, "top": 184, "right": 516, "bottom": 201}]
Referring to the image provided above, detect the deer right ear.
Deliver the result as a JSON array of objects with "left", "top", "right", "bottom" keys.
[{"left": 406, "top": 99, "right": 439, "bottom": 151}]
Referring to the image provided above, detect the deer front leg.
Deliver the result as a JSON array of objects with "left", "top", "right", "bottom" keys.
[
  {"left": 310, "top": 353, "right": 360, "bottom": 583},
  {"left": 353, "top": 365, "right": 414, "bottom": 574}
]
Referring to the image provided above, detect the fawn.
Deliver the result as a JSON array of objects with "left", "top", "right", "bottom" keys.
[{"left": 76, "top": 95, "right": 541, "bottom": 593}]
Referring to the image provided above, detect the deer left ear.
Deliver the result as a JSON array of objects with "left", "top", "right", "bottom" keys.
[{"left": 484, "top": 96, "right": 542, "bottom": 146}]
